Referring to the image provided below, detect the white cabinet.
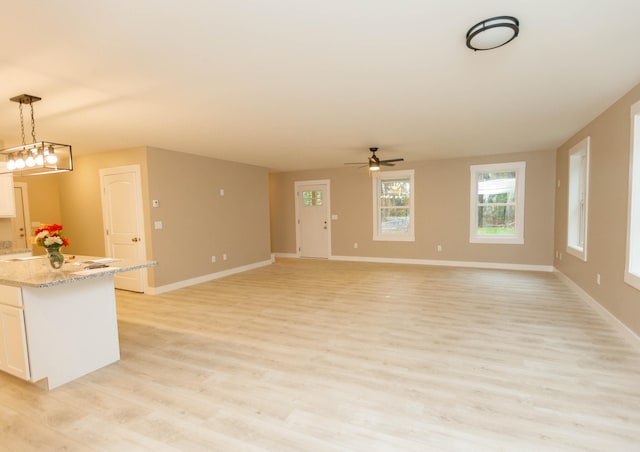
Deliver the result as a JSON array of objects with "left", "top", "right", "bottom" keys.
[
  {"left": 0, "top": 285, "right": 30, "bottom": 380},
  {"left": 0, "top": 173, "right": 16, "bottom": 217},
  {"left": 0, "top": 305, "right": 30, "bottom": 380}
]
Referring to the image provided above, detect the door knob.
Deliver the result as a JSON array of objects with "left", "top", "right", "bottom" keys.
[{"left": 132, "top": 237, "right": 139, "bottom": 242}]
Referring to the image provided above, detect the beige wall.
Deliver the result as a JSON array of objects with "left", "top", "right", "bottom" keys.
[
  {"left": 554, "top": 82, "right": 640, "bottom": 335},
  {"left": 57, "top": 147, "right": 150, "bottom": 257},
  {"left": 146, "top": 147, "right": 271, "bottom": 287},
  {"left": 15, "top": 173, "right": 64, "bottom": 255},
  {"left": 15, "top": 146, "right": 271, "bottom": 290},
  {"left": 270, "top": 149, "right": 555, "bottom": 266}
]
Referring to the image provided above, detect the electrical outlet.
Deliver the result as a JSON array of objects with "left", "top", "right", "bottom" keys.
[
  {"left": 211, "top": 256, "right": 216, "bottom": 263},
  {"left": 596, "top": 273, "right": 601, "bottom": 285},
  {"left": 354, "top": 242, "right": 358, "bottom": 249},
  {"left": 223, "top": 253, "right": 228, "bottom": 261},
  {"left": 437, "top": 244, "right": 442, "bottom": 252}
]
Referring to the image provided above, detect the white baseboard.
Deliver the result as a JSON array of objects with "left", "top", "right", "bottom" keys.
[
  {"left": 271, "top": 253, "right": 553, "bottom": 272},
  {"left": 147, "top": 258, "right": 274, "bottom": 295},
  {"left": 554, "top": 269, "right": 640, "bottom": 351},
  {"left": 329, "top": 255, "right": 554, "bottom": 272},
  {"left": 271, "top": 252, "right": 299, "bottom": 259}
]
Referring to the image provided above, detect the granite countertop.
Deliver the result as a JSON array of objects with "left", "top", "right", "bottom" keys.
[{"left": 0, "top": 255, "right": 157, "bottom": 288}]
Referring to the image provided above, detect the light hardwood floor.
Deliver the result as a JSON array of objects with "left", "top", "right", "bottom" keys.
[{"left": 1, "top": 258, "right": 640, "bottom": 451}]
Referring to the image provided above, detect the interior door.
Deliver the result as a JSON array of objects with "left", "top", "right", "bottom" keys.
[
  {"left": 99, "top": 165, "right": 146, "bottom": 292},
  {"left": 11, "top": 184, "right": 29, "bottom": 249},
  {"left": 297, "top": 182, "right": 330, "bottom": 258}
]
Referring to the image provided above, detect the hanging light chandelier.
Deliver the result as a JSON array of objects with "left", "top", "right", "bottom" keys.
[{"left": 0, "top": 94, "right": 73, "bottom": 176}]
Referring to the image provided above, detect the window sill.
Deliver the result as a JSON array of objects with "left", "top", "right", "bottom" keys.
[
  {"left": 469, "top": 236, "right": 524, "bottom": 245},
  {"left": 373, "top": 235, "right": 415, "bottom": 242},
  {"left": 566, "top": 245, "right": 587, "bottom": 261},
  {"left": 624, "top": 272, "right": 640, "bottom": 291}
]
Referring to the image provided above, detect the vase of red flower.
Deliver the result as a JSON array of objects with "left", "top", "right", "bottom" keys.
[{"left": 33, "top": 224, "right": 70, "bottom": 271}]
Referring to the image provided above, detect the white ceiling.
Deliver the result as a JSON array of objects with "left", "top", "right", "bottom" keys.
[{"left": 1, "top": 1, "right": 640, "bottom": 172}]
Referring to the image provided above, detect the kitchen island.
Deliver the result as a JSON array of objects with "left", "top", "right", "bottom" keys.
[{"left": 0, "top": 255, "right": 156, "bottom": 390}]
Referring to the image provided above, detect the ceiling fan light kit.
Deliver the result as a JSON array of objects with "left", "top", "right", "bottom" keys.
[
  {"left": 0, "top": 94, "right": 73, "bottom": 176},
  {"left": 466, "top": 15, "right": 519, "bottom": 51}
]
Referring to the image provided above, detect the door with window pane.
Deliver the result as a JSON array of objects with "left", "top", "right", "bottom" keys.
[{"left": 297, "top": 183, "right": 329, "bottom": 258}]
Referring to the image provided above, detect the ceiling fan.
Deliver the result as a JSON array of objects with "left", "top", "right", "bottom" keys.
[{"left": 344, "top": 147, "right": 405, "bottom": 171}]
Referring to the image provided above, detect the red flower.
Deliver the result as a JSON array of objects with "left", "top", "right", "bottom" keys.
[
  {"left": 33, "top": 223, "right": 70, "bottom": 248},
  {"left": 34, "top": 223, "right": 63, "bottom": 235}
]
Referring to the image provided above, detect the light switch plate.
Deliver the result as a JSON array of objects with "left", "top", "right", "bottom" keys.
[{"left": 154, "top": 221, "right": 163, "bottom": 230}]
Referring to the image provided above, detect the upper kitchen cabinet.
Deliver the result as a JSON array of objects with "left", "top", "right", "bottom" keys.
[{"left": 0, "top": 174, "right": 15, "bottom": 217}]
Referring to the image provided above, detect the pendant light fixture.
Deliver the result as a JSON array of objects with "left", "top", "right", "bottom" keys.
[
  {"left": 466, "top": 16, "right": 519, "bottom": 51},
  {"left": 0, "top": 94, "right": 73, "bottom": 176}
]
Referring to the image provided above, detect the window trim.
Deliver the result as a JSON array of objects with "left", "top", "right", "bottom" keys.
[
  {"left": 566, "top": 137, "right": 591, "bottom": 261},
  {"left": 372, "top": 169, "right": 415, "bottom": 242},
  {"left": 469, "top": 161, "right": 526, "bottom": 245},
  {"left": 625, "top": 101, "right": 640, "bottom": 290}
]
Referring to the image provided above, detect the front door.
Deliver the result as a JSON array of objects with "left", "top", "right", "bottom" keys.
[
  {"left": 296, "top": 181, "right": 330, "bottom": 258},
  {"left": 99, "top": 165, "right": 146, "bottom": 292}
]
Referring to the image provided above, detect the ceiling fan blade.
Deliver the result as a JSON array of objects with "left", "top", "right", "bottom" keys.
[
  {"left": 380, "top": 158, "right": 404, "bottom": 163},
  {"left": 344, "top": 162, "right": 365, "bottom": 165},
  {"left": 380, "top": 162, "right": 395, "bottom": 166}
]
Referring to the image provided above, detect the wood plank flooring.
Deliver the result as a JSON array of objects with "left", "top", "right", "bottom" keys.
[{"left": 1, "top": 258, "right": 640, "bottom": 451}]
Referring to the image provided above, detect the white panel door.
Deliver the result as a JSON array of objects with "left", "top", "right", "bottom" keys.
[
  {"left": 11, "top": 184, "right": 29, "bottom": 249},
  {"left": 297, "top": 182, "right": 330, "bottom": 258},
  {"left": 100, "top": 165, "right": 146, "bottom": 292}
]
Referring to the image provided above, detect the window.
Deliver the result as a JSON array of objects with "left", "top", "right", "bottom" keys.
[
  {"left": 469, "top": 161, "right": 526, "bottom": 244},
  {"left": 302, "top": 190, "right": 323, "bottom": 207},
  {"left": 373, "top": 169, "right": 414, "bottom": 241},
  {"left": 567, "top": 137, "right": 590, "bottom": 261},
  {"left": 626, "top": 101, "right": 640, "bottom": 290}
]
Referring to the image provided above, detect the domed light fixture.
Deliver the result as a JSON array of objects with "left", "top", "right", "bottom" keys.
[
  {"left": 466, "top": 16, "right": 519, "bottom": 51},
  {"left": 0, "top": 94, "right": 73, "bottom": 176}
]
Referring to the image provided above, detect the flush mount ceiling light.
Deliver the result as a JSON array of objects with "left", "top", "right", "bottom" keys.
[
  {"left": 466, "top": 16, "right": 519, "bottom": 51},
  {"left": 0, "top": 94, "right": 73, "bottom": 176}
]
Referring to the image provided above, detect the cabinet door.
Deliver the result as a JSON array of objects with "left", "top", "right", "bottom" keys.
[
  {"left": 0, "top": 305, "right": 30, "bottom": 380},
  {"left": 0, "top": 174, "right": 16, "bottom": 217}
]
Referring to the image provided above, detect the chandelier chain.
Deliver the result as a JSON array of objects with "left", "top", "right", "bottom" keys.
[
  {"left": 19, "top": 101, "right": 26, "bottom": 146},
  {"left": 30, "top": 100, "right": 37, "bottom": 143}
]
